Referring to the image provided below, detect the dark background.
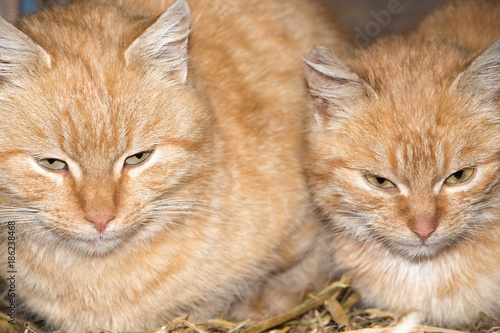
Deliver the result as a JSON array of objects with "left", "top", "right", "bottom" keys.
[
  {"left": 335, "top": 0, "right": 447, "bottom": 35},
  {"left": 1, "top": 0, "right": 448, "bottom": 42}
]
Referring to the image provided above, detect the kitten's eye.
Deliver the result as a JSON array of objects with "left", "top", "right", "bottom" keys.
[
  {"left": 125, "top": 151, "right": 152, "bottom": 166},
  {"left": 445, "top": 168, "right": 475, "bottom": 185},
  {"left": 39, "top": 158, "right": 68, "bottom": 171},
  {"left": 365, "top": 174, "right": 395, "bottom": 189}
]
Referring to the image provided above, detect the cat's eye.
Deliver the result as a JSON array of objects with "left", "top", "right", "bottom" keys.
[
  {"left": 125, "top": 151, "right": 152, "bottom": 166},
  {"left": 444, "top": 168, "right": 475, "bottom": 185},
  {"left": 365, "top": 174, "right": 396, "bottom": 189},
  {"left": 38, "top": 158, "right": 68, "bottom": 171}
]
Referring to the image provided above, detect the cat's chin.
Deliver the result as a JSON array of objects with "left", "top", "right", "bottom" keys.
[
  {"left": 389, "top": 239, "right": 453, "bottom": 261},
  {"left": 67, "top": 232, "right": 128, "bottom": 256}
]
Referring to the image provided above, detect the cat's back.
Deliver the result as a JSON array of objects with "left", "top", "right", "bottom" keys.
[
  {"left": 112, "top": 0, "right": 348, "bottom": 55},
  {"left": 109, "top": 0, "right": 350, "bottom": 138},
  {"left": 414, "top": 0, "right": 500, "bottom": 50}
]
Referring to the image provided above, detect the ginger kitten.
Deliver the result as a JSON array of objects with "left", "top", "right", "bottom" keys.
[
  {"left": 0, "top": 0, "right": 347, "bottom": 331},
  {"left": 304, "top": 0, "right": 500, "bottom": 327}
]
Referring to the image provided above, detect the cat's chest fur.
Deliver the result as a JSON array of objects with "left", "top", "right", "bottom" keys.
[
  {"left": 15, "top": 231, "right": 240, "bottom": 328},
  {"left": 330, "top": 228, "right": 500, "bottom": 326}
]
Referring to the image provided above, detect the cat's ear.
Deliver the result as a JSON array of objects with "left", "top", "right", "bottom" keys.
[
  {"left": 124, "top": 0, "right": 190, "bottom": 83},
  {"left": 304, "top": 46, "right": 376, "bottom": 123},
  {"left": 451, "top": 37, "right": 500, "bottom": 105},
  {"left": 0, "top": 16, "right": 51, "bottom": 83}
]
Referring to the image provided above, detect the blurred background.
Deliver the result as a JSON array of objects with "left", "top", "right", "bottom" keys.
[
  {"left": 0, "top": 0, "right": 448, "bottom": 41},
  {"left": 0, "top": 0, "right": 59, "bottom": 21}
]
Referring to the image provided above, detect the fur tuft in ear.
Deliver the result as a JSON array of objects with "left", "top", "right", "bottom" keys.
[
  {"left": 124, "top": 0, "right": 190, "bottom": 83},
  {"left": 451, "top": 37, "right": 500, "bottom": 105},
  {"left": 304, "top": 46, "right": 375, "bottom": 122},
  {"left": 0, "top": 16, "right": 51, "bottom": 83}
]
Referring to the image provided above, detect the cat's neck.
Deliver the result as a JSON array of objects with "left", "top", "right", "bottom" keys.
[{"left": 328, "top": 221, "right": 500, "bottom": 326}]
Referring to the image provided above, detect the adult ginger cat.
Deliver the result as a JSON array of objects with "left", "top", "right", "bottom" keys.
[
  {"left": 0, "top": 0, "right": 347, "bottom": 331},
  {"left": 305, "top": 0, "right": 500, "bottom": 327}
]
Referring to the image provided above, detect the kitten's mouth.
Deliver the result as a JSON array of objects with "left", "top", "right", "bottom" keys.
[
  {"left": 87, "top": 231, "right": 124, "bottom": 243},
  {"left": 90, "top": 233, "right": 116, "bottom": 242},
  {"left": 389, "top": 238, "right": 446, "bottom": 260},
  {"left": 71, "top": 230, "right": 127, "bottom": 255}
]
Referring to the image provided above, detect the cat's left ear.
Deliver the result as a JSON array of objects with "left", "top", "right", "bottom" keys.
[
  {"left": 451, "top": 37, "right": 500, "bottom": 105},
  {"left": 124, "top": 0, "right": 190, "bottom": 83},
  {"left": 0, "top": 16, "right": 51, "bottom": 83},
  {"left": 304, "top": 46, "right": 377, "bottom": 124}
]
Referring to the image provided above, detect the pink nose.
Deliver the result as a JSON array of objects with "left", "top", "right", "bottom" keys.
[
  {"left": 85, "top": 210, "right": 115, "bottom": 233},
  {"left": 409, "top": 212, "right": 437, "bottom": 242}
]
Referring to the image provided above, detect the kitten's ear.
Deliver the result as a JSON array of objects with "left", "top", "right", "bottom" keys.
[
  {"left": 0, "top": 16, "right": 51, "bottom": 83},
  {"left": 304, "top": 46, "right": 376, "bottom": 122},
  {"left": 125, "top": 0, "right": 190, "bottom": 83},
  {"left": 451, "top": 37, "right": 500, "bottom": 105}
]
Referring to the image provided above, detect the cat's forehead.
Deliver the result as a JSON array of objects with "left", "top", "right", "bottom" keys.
[
  {"left": 16, "top": 2, "right": 152, "bottom": 61},
  {"left": 334, "top": 83, "right": 500, "bottom": 182},
  {"left": 352, "top": 36, "right": 470, "bottom": 91},
  {"left": 341, "top": 38, "right": 499, "bottom": 165},
  {"left": 0, "top": 2, "right": 210, "bottom": 169},
  {"left": 351, "top": 95, "right": 495, "bottom": 167},
  {"left": 0, "top": 65, "right": 194, "bottom": 165}
]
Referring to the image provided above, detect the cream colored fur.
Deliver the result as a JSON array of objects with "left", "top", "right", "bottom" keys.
[{"left": 0, "top": 0, "right": 347, "bottom": 331}]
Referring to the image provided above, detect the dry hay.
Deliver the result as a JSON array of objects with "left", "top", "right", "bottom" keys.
[{"left": 2, "top": 277, "right": 500, "bottom": 333}]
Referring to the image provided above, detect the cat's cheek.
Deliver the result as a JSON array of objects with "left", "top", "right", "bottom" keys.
[
  {"left": 122, "top": 147, "right": 195, "bottom": 190},
  {"left": 0, "top": 155, "right": 62, "bottom": 202},
  {"left": 0, "top": 156, "right": 95, "bottom": 240},
  {"left": 438, "top": 163, "right": 500, "bottom": 227},
  {"left": 441, "top": 163, "right": 494, "bottom": 195},
  {"left": 29, "top": 158, "right": 68, "bottom": 183},
  {"left": 339, "top": 168, "right": 399, "bottom": 201}
]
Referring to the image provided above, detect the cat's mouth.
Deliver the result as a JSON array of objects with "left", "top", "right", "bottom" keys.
[
  {"left": 64, "top": 229, "right": 131, "bottom": 255},
  {"left": 80, "top": 234, "right": 125, "bottom": 254},
  {"left": 388, "top": 237, "right": 454, "bottom": 261}
]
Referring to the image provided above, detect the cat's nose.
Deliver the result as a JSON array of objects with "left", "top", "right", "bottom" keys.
[
  {"left": 409, "top": 212, "right": 437, "bottom": 242},
  {"left": 85, "top": 209, "right": 116, "bottom": 233}
]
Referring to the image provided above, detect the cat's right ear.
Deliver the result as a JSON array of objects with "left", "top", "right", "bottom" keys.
[
  {"left": 304, "top": 47, "right": 376, "bottom": 124},
  {"left": 451, "top": 37, "right": 500, "bottom": 107},
  {"left": 0, "top": 16, "right": 51, "bottom": 83},
  {"left": 124, "top": 0, "right": 190, "bottom": 84}
]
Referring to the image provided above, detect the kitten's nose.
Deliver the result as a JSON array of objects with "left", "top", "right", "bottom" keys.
[
  {"left": 409, "top": 212, "right": 437, "bottom": 242},
  {"left": 85, "top": 209, "right": 115, "bottom": 233}
]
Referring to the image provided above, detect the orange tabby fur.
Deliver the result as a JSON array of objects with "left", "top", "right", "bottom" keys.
[
  {"left": 414, "top": 0, "right": 500, "bottom": 51},
  {"left": 305, "top": 0, "right": 500, "bottom": 327},
  {"left": 0, "top": 0, "right": 347, "bottom": 331}
]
